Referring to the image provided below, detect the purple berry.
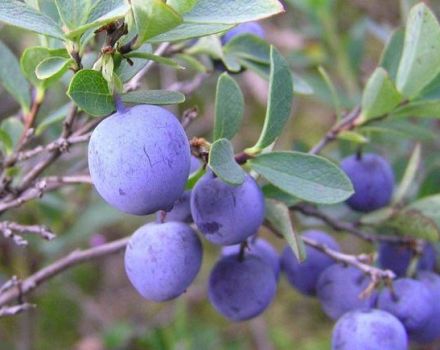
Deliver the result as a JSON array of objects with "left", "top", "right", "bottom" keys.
[
  {"left": 222, "top": 238, "right": 280, "bottom": 279},
  {"left": 340, "top": 153, "right": 394, "bottom": 212},
  {"left": 190, "top": 156, "right": 202, "bottom": 174},
  {"left": 156, "top": 191, "right": 193, "bottom": 223},
  {"left": 317, "top": 264, "right": 374, "bottom": 320},
  {"left": 124, "top": 222, "right": 202, "bottom": 302},
  {"left": 221, "top": 22, "right": 265, "bottom": 45},
  {"left": 208, "top": 255, "right": 276, "bottom": 321},
  {"left": 281, "top": 230, "right": 340, "bottom": 296},
  {"left": 332, "top": 309, "right": 408, "bottom": 350},
  {"left": 191, "top": 172, "right": 265, "bottom": 245},
  {"left": 377, "top": 278, "right": 433, "bottom": 334},
  {"left": 378, "top": 242, "right": 436, "bottom": 277},
  {"left": 411, "top": 272, "right": 440, "bottom": 344},
  {"left": 88, "top": 105, "right": 191, "bottom": 215}
]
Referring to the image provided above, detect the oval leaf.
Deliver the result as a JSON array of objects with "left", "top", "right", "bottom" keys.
[
  {"left": 265, "top": 199, "right": 306, "bottom": 262},
  {"left": 208, "top": 138, "right": 246, "bottom": 185},
  {"left": 121, "top": 90, "right": 185, "bottom": 105},
  {"left": 249, "top": 151, "right": 354, "bottom": 204},
  {"left": 36, "top": 56, "right": 71, "bottom": 80},
  {"left": 396, "top": 4, "right": 440, "bottom": 98},
  {"left": 213, "top": 73, "right": 244, "bottom": 141},
  {"left": 362, "top": 67, "right": 402, "bottom": 119},
  {"left": 183, "top": 0, "right": 284, "bottom": 24},
  {"left": 0, "top": 0, "right": 64, "bottom": 39},
  {"left": 131, "top": 0, "right": 182, "bottom": 46},
  {"left": 67, "top": 70, "right": 114, "bottom": 116},
  {"left": 0, "top": 42, "right": 31, "bottom": 112},
  {"left": 248, "top": 47, "right": 293, "bottom": 153}
]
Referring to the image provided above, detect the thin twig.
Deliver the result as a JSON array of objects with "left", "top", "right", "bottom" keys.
[
  {"left": 5, "top": 133, "right": 91, "bottom": 167},
  {"left": 0, "top": 221, "right": 55, "bottom": 246},
  {"left": 309, "top": 106, "right": 361, "bottom": 155},
  {"left": 301, "top": 235, "right": 395, "bottom": 281},
  {"left": 291, "top": 203, "right": 413, "bottom": 243},
  {"left": 0, "top": 303, "right": 35, "bottom": 318},
  {"left": 0, "top": 175, "right": 91, "bottom": 214},
  {"left": 0, "top": 236, "right": 129, "bottom": 308}
]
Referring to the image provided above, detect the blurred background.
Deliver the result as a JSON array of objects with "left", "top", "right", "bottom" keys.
[{"left": 1, "top": 0, "right": 440, "bottom": 349}]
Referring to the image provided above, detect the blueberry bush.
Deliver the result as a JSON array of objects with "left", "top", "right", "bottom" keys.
[{"left": 0, "top": 0, "right": 440, "bottom": 349}]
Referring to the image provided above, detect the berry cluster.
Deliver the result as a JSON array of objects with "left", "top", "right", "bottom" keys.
[{"left": 87, "top": 25, "right": 440, "bottom": 349}]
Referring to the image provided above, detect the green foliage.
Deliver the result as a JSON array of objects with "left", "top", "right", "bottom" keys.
[
  {"left": 249, "top": 152, "right": 353, "bottom": 204},
  {"left": 67, "top": 70, "right": 114, "bottom": 116},
  {"left": 396, "top": 4, "right": 440, "bottom": 98},
  {"left": 0, "top": 0, "right": 64, "bottom": 39},
  {"left": 213, "top": 73, "right": 244, "bottom": 141},
  {"left": 35, "top": 56, "right": 72, "bottom": 80},
  {"left": 0, "top": 41, "right": 31, "bottom": 112},
  {"left": 121, "top": 90, "right": 185, "bottom": 105},
  {"left": 208, "top": 139, "right": 246, "bottom": 185},
  {"left": 361, "top": 68, "right": 402, "bottom": 120},
  {"left": 131, "top": 0, "right": 182, "bottom": 47},
  {"left": 265, "top": 199, "right": 306, "bottom": 261},
  {"left": 247, "top": 47, "right": 293, "bottom": 153}
]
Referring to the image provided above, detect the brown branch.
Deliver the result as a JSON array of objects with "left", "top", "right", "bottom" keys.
[
  {"left": 0, "top": 175, "right": 91, "bottom": 214},
  {"left": 17, "top": 92, "right": 44, "bottom": 149},
  {"left": 5, "top": 133, "right": 91, "bottom": 167},
  {"left": 290, "top": 203, "right": 413, "bottom": 243},
  {"left": 309, "top": 106, "right": 361, "bottom": 155},
  {"left": 0, "top": 303, "right": 35, "bottom": 318},
  {"left": 0, "top": 236, "right": 129, "bottom": 308},
  {"left": 0, "top": 221, "right": 55, "bottom": 246},
  {"left": 301, "top": 235, "right": 395, "bottom": 281}
]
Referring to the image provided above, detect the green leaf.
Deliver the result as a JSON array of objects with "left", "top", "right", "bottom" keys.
[
  {"left": 1, "top": 117, "right": 24, "bottom": 147},
  {"left": 185, "top": 35, "right": 223, "bottom": 58},
  {"left": 0, "top": 42, "right": 31, "bottom": 112},
  {"left": 248, "top": 47, "right": 293, "bottom": 152},
  {"left": 361, "top": 67, "right": 402, "bottom": 119},
  {"left": 337, "top": 130, "right": 369, "bottom": 144},
  {"left": 121, "top": 90, "right": 185, "bottom": 105},
  {"left": 0, "top": 0, "right": 64, "bottom": 39},
  {"left": 208, "top": 138, "right": 246, "bottom": 185},
  {"left": 55, "top": 0, "right": 93, "bottom": 30},
  {"left": 125, "top": 52, "right": 184, "bottom": 70},
  {"left": 35, "top": 56, "right": 72, "bottom": 80},
  {"left": 131, "top": 0, "right": 182, "bottom": 46},
  {"left": 419, "top": 166, "right": 440, "bottom": 198},
  {"left": 167, "top": 0, "right": 197, "bottom": 14},
  {"left": 183, "top": 0, "right": 284, "bottom": 24},
  {"left": 396, "top": 4, "right": 440, "bottom": 98},
  {"left": 405, "top": 195, "right": 440, "bottom": 240},
  {"left": 66, "top": 3, "right": 129, "bottom": 39},
  {"left": 390, "top": 100, "right": 440, "bottom": 118},
  {"left": 379, "top": 29, "right": 404, "bottom": 81},
  {"left": 149, "top": 23, "right": 233, "bottom": 43},
  {"left": 393, "top": 143, "right": 421, "bottom": 204},
  {"left": 213, "top": 73, "right": 244, "bottom": 141},
  {"left": 417, "top": 72, "right": 440, "bottom": 100},
  {"left": 0, "top": 129, "right": 13, "bottom": 155},
  {"left": 361, "top": 120, "right": 436, "bottom": 141},
  {"left": 67, "top": 70, "right": 114, "bottom": 117},
  {"left": 249, "top": 151, "right": 354, "bottom": 204},
  {"left": 20, "top": 47, "right": 69, "bottom": 88},
  {"left": 265, "top": 199, "right": 306, "bottom": 262},
  {"left": 223, "top": 34, "right": 271, "bottom": 64},
  {"left": 386, "top": 207, "right": 440, "bottom": 242},
  {"left": 262, "top": 184, "right": 300, "bottom": 207}
]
